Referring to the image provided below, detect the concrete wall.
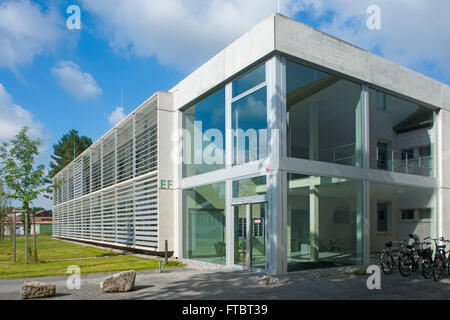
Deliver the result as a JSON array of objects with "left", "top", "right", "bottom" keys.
[
  {"left": 438, "top": 108, "right": 450, "bottom": 239},
  {"left": 370, "top": 182, "right": 435, "bottom": 252},
  {"left": 157, "top": 92, "right": 175, "bottom": 252},
  {"left": 274, "top": 14, "right": 448, "bottom": 111}
]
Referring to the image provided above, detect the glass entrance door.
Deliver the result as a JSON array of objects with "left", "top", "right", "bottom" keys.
[{"left": 233, "top": 201, "right": 266, "bottom": 270}]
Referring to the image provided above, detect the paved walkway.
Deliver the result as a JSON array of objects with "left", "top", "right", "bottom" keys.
[{"left": 0, "top": 267, "right": 449, "bottom": 300}]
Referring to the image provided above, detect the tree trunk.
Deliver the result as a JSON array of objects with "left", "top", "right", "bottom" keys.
[
  {"left": 13, "top": 212, "right": 16, "bottom": 263},
  {"left": 33, "top": 213, "right": 37, "bottom": 261},
  {"left": 25, "top": 210, "right": 28, "bottom": 264}
]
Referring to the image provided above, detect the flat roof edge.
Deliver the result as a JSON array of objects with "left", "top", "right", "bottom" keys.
[{"left": 274, "top": 13, "right": 449, "bottom": 110}]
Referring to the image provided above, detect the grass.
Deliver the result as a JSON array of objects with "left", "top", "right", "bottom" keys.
[
  {"left": 0, "top": 235, "right": 184, "bottom": 279},
  {"left": 0, "top": 235, "right": 122, "bottom": 263}
]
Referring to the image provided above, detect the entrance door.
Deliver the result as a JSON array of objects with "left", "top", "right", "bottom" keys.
[{"left": 233, "top": 201, "right": 267, "bottom": 271}]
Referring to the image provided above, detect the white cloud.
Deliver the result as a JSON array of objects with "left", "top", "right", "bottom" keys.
[
  {"left": 52, "top": 60, "right": 102, "bottom": 100},
  {"left": 80, "top": 0, "right": 285, "bottom": 70},
  {"left": 292, "top": 0, "right": 450, "bottom": 83},
  {"left": 108, "top": 106, "right": 125, "bottom": 126},
  {"left": 80, "top": 0, "right": 450, "bottom": 83},
  {"left": 0, "top": 0, "right": 64, "bottom": 72},
  {"left": 0, "top": 82, "right": 45, "bottom": 144}
]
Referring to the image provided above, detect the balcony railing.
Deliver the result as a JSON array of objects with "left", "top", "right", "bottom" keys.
[
  {"left": 373, "top": 147, "right": 433, "bottom": 177},
  {"left": 290, "top": 144, "right": 433, "bottom": 177},
  {"left": 293, "top": 143, "right": 357, "bottom": 166}
]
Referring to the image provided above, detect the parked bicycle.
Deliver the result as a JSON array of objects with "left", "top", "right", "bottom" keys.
[
  {"left": 379, "top": 240, "right": 406, "bottom": 274},
  {"left": 431, "top": 237, "right": 450, "bottom": 281},
  {"left": 397, "top": 234, "right": 433, "bottom": 278}
]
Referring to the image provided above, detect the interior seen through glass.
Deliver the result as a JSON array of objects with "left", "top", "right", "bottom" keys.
[
  {"left": 287, "top": 173, "right": 363, "bottom": 272},
  {"left": 286, "top": 60, "right": 363, "bottom": 167}
]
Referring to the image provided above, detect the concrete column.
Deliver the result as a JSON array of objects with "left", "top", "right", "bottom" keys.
[
  {"left": 309, "top": 104, "right": 319, "bottom": 161},
  {"left": 225, "top": 179, "right": 233, "bottom": 267},
  {"left": 355, "top": 90, "right": 363, "bottom": 167},
  {"left": 267, "top": 170, "right": 285, "bottom": 275},
  {"left": 309, "top": 183, "right": 319, "bottom": 261},
  {"left": 363, "top": 181, "right": 370, "bottom": 267},
  {"left": 356, "top": 181, "right": 363, "bottom": 263},
  {"left": 286, "top": 187, "right": 291, "bottom": 259}
]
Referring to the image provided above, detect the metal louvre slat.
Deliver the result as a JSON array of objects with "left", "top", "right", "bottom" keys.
[{"left": 52, "top": 97, "right": 159, "bottom": 251}]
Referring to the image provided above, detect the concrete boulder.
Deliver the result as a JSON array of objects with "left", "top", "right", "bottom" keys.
[
  {"left": 20, "top": 281, "right": 56, "bottom": 299},
  {"left": 100, "top": 270, "right": 136, "bottom": 293}
]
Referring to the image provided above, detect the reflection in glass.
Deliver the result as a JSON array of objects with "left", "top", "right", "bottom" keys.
[
  {"left": 182, "top": 88, "right": 225, "bottom": 177},
  {"left": 233, "top": 203, "right": 266, "bottom": 269},
  {"left": 234, "top": 205, "right": 247, "bottom": 267},
  {"left": 232, "top": 87, "right": 267, "bottom": 165},
  {"left": 232, "top": 63, "right": 266, "bottom": 97},
  {"left": 250, "top": 203, "right": 266, "bottom": 269},
  {"left": 232, "top": 176, "right": 267, "bottom": 198},
  {"left": 287, "top": 173, "right": 363, "bottom": 272},
  {"left": 286, "top": 60, "right": 363, "bottom": 167},
  {"left": 183, "top": 183, "right": 226, "bottom": 264},
  {"left": 369, "top": 89, "right": 435, "bottom": 176}
]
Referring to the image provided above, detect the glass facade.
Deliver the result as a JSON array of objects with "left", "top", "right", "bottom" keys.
[
  {"left": 287, "top": 173, "right": 363, "bottom": 271},
  {"left": 180, "top": 56, "right": 438, "bottom": 274},
  {"left": 286, "top": 60, "right": 362, "bottom": 166},
  {"left": 232, "top": 176, "right": 267, "bottom": 198},
  {"left": 232, "top": 66, "right": 268, "bottom": 165},
  {"left": 232, "top": 63, "right": 265, "bottom": 97},
  {"left": 233, "top": 203, "right": 266, "bottom": 269},
  {"left": 232, "top": 89, "right": 268, "bottom": 165},
  {"left": 370, "top": 182, "right": 436, "bottom": 252},
  {"left": 182, "top": 182, "right": 226, "bottom": 264},
  {"left": 182, "top": 88, "right": 226, "bottom": 177},
  {"left": 286, "top": 60, "right": 363, "bottom": 167},
  {"left": 369, "top": 89, "right": 435, "bottom": 176}
]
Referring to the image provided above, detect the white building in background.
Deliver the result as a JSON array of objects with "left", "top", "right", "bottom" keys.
[{"left": 53, "top": 13, "right": 450, "bottom": 275}]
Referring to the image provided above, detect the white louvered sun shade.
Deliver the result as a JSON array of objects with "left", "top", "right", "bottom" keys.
[{"left": 52, "top": 96, "right": 160, "bottom": 250}]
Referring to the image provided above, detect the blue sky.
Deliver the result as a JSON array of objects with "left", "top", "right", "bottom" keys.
[{"left": 0, "top": 0, "right": 449, "bottom": 209}]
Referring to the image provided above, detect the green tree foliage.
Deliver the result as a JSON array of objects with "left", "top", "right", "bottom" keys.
[
  {"left": 49, "top": 129, "right": 92, "bottom": 177},
  {"left": 0, "top": 127, "right": 56, "bottom": 263}
]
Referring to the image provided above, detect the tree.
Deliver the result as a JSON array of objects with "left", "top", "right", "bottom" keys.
[
  {"left": 0, "top": 127, "right": 55, "bottom": 263},
  {"left": 0, "top": 183, "right": 12, "bottom": 242},
  {"left": 49, "top": 129, "right": 92, "bottom": 177},
  {"left": 0, "top": 189, "right": 14, "bottom": 261}
]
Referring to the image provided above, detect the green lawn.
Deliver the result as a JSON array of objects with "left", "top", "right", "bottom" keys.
[
  {"left": 0, "top": 236, "right": 184, "bottom": 279},
  {"left": 0, "top": 235, "right": 121, "bottom": 262}
]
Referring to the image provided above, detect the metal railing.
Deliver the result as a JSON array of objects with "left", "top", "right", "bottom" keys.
[
  {"left": 293, "top": 143, "right": 357, "bottom": 166},
  {"left": 373, "top": 146, "right": 432, "bottom": 177}
]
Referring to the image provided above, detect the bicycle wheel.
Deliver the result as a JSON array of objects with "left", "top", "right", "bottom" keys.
[
  {"left": 398, "top": 254, "right": 413, "bottom": 277},
  {"left": 422, "top": 257, "right": 433, "bottom": 279},
  {"left": 447, "top": 260, "right": 450, "bottom": 276},
  {"left": 380, "top": 252, "right": 394, "bottom": 274},
  {"left": 432, "top": 257, "right": 444, "bottom": 281}
]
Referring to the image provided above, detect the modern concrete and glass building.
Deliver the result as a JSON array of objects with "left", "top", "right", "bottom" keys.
[{"left": 53, "top": 14, "right": 450, "bottom": 275}]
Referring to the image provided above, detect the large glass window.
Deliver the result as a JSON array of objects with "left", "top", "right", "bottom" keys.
[
  {"left": 232, "top": 87, "right": 267, "bottom": 165},
  {"left": 182, "top": 182, "right": 226, "bottom": 264},
  {"left": 232, "top": 176, "right": 267, "bottom": 198},
  {"left": 182, "top": 88, "right": 225, "bottom": 177},
  {"left": 369, "top": 89, "right": 435, "bottom": 176},
  {"left": 232, "top": 63, "right": 265, "bottom": 97},
  {"left": 287, "top": 173, "right": 363, "bottom": 272},
  {"left": 286, "top": 60, "right": 363, "bottom": 167},
  {"left": 370, "top": 183, "right": 436, "bottom": 252}
]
